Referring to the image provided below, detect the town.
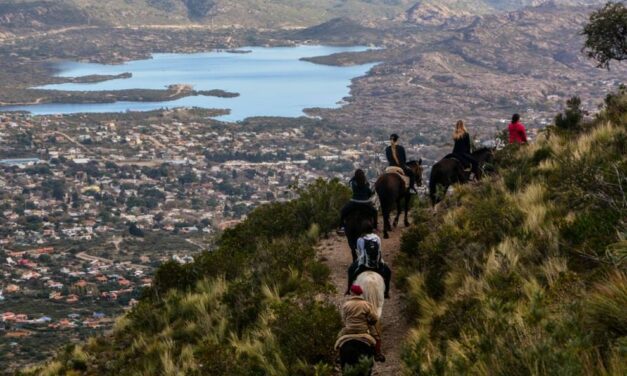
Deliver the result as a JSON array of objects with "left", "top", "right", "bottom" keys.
[{"left": 0, "top": 107, "right": 434, "bottom": 369}]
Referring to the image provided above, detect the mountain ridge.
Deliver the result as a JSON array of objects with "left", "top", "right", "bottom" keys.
[{"left": 0, "top": 0, "right": 608, "bottom": 31}]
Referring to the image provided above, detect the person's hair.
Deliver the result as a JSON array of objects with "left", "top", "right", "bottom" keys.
[
  {"left": 389, "top": 134, "right": 399, "bottom": 142},
  {"left": 353, "top": 169, "right": 367, "bottom": 186},
  {"left": 453, "top": 120, "right": 467, "bottom": 140},
  {"left": 512, "top": 114, "right": 520, "bottom": 123},
  {"left": 359, "top": 220, "right": 374, "bottom": 236}
]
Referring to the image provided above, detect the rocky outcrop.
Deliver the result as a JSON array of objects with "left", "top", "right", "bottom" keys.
[
  {"left": 404, "top": 2, "right": 472, "bottom": 26},
  {"left": 0, "top": 1, "right": 92, "bottom": 31},
  {"left": 182, "top": 0, "right": 216, "bottom": 19}
]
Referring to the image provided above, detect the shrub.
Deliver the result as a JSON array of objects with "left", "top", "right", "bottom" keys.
[
  {"left": 270, "top": 300, "right": 342, "bottom": 373},
  {"left": 555, "top": 96, "right": 584, "bottom": 132},
  {"left": 583, "top": 271, "right": 627, "bottom": 340}
]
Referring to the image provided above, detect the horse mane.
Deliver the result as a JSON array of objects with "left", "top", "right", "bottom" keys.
[
  {"left": 355, "top": 271, "right": 385, "bottom": 318},
  {"left": 406, "top": 159, "right": 422, "bottom": 167}
]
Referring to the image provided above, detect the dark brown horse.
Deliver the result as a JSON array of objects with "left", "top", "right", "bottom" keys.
[
  {"left": 375, "top": 160, "right": 423, "bottom": 239},
  {"left": 429, "top": 147, "right": 494, "bottom": 205}
]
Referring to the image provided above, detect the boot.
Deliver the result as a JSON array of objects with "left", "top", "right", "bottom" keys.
[{"left": 374, "top": 340, "right": 386, "bottom": 363}]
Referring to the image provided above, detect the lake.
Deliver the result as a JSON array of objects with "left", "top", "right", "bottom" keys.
[{"left": 3, "top": 46, "right": 376, "bottom": 121}]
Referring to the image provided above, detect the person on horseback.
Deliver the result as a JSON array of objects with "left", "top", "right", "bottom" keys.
[
  {"left": 385, "top": 134, "right": 417, "bottom": 193},
  {"left": 346, "top": 231, "right": 391, "bottom": 299},
  {"left": 335, "top": 284, "right": 386, "bottom": 369},
  {"left": 508, "top": 113, "right": 528, "bottom": 144},
  {"left": 449, "top": 120, "right": 481, "bottom": 180},
  {"left": 339, "top": 169, "right": 378, "bottom": 233}
]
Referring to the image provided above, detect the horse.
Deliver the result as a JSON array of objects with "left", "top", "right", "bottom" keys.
[
  {"left": 344, "top": 206, "right": 377, "bottom": 262},
  {"left": 428, "top": 147, "right": 495, "bottom": 205},
  {"left": 356, "top": 271, "right": 385, "bottom": 319},
  {"left": 375, "top": 160, "right": 423, "bottom": 239},
  {"left": 338, "top": 271, "right": 385, "bottom": 375}
]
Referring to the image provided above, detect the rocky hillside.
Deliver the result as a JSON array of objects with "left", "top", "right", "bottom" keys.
[{"left": 0, "top": 0, "right": 609, "bottom": 31}]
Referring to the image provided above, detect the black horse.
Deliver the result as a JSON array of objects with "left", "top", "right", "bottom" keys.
[
  {"left": 375, "top": 160, "right": 423, "bottom": 239},
  {"left": 344, "top": 205, "right": 377, "bottom": 262},
  {"left": 428, "top": 147, "right": 494, "bottom": 205},
  {"left": 338, "top": 340, "right": 375, "bottom": 375}
]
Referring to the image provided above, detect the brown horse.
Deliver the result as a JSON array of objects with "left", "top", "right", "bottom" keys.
[{"left": 375, "top": 160, "right": 423, "bottom": 239}]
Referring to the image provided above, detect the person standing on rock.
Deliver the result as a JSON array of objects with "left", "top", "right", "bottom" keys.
[{"left": 508, "top": 113, "right": 528, "bottom": 144}]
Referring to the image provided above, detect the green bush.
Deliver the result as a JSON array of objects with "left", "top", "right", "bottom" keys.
[{"left": 270, "top": 300, "right": 342, "bottom": 373}]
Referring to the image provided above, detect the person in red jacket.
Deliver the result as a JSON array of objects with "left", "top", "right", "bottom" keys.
[{"left": 508, "top": 114, "right": 528, "bottom": 144}]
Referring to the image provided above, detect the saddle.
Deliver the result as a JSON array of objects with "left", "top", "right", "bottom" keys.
[{"left": 385, "top": 166, "right": 410, "bottom": 189}]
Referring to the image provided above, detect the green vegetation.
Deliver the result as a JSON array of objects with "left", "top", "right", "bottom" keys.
[
  {"left": 397, "top": 90, "right": 627, "bottom": 375},
  {"left": 22, "top": 179, "right": 350, "bottom": 375},
  {"left": 582, "top": 1, "right": 627, "bottom": 68}
]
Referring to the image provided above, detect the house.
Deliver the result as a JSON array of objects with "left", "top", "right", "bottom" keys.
[
  {"left": 4, "top": 284, "right": 20, "bottom": 293},
  {"left": 46, "top": 280, "right": 64, "bottom": 289}
]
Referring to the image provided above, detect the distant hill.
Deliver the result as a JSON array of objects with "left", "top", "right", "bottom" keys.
[{"left": 0, "top": 0, "right": 609, "bottom": 31}]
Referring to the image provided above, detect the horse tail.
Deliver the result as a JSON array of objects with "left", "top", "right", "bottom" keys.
[{"left": 356, "top": 271, "right": 385, "bottom": 318}]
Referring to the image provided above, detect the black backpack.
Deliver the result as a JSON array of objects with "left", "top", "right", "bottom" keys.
[{"left": 362, "top": 238, "right": 381, "bottom": 269}]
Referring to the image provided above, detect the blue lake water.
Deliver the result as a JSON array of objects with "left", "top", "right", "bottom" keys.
[{"left": 3, "top": 46, "right": 376, "bottom": 121}]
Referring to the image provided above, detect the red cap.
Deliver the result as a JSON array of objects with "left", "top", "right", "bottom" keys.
[{"left": 350, "top": 284, "right": 363, "bottom": 295}]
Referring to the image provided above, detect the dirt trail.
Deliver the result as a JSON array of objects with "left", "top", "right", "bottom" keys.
[{"left": 317, "top": 228, "right": 408, "bottom": 375}]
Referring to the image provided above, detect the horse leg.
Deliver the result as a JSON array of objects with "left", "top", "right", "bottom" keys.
[
  {"left": 347, "top": 235, "right": 357, "bottom": 262},
  {"left": 381, "top": 203, "right": 391, "bottom": 239},
  {"left": 393, "top": 196, "right": 402, "bottom": 228}
]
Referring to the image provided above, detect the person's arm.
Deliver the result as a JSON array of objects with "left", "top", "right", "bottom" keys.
[
  {"left": 399, "top": 146, "right": 407, "bottom": 165},
  {"left": 520, "top": 124, "right": 528, "bottom": 143},
  {"left": 464, "top": 133, "right": 471, "bottom": 154},
  {"left": 366, "top": 182, "right": 375, "bottom": 197},
  {"left": 366, "top": 305, "right": 380, "bottom": 340}
]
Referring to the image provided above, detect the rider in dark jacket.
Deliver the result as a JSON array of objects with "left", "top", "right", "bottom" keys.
[
  {"left": 340, "top": 169, "right": 378, "bottom": 230},
  {"left": 449, "top": 120, "right": 480, "bottom": 179},
  {"left": 385, "top": 134, "right": 417, "bottom": 193}
]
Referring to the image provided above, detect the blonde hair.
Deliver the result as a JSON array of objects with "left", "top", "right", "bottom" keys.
[{"left": 453, "top": 120, "right": 467, "bottom": 140}]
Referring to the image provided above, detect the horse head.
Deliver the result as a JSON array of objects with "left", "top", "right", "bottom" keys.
[
  {"left": 407, "top": 159, "right": 423, "bottom": 187},
  {"left": 472, "top": 147, "right": 496, "bottom": 164}
]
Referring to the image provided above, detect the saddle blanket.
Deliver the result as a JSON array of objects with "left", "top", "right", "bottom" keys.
[{"left": 385, "top": 166, "right": 410, "bottom": 189}]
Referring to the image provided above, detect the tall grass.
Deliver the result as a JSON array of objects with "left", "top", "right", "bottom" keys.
[{"left": 398, "top": 91, "right": 627, "bottom": 375}]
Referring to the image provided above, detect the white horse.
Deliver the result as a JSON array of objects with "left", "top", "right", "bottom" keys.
[{"left": 355, "top": 271, "right": 385, "bottom": 319}]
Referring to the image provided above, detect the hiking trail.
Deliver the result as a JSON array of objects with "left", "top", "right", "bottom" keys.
[{"left": 317, "top": 227, "right": 408, "bottom": 375}]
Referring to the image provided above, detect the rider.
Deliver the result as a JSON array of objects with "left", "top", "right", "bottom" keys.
[
  {"left": 508, "top": 113, "right": 528, "bottom": 144},
  {"left": 339, "top": 169, "right": 378, "bottom": 232},
  {"left": 346, "top": 230, "right": 392, "bottom": 299},
  {"left": 450, "top": 120, "right": 481, "bottom": 179},
  {"left": 385, "top": 134, "right": 417, "bottom": 193},
  {"left": 335, "top": 284, "right": 385, "bottom": 366}
]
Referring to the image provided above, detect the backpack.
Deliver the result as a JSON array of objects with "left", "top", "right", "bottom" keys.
[{"left": 362, "top": 237, "right": 381, "bottom": 269}]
